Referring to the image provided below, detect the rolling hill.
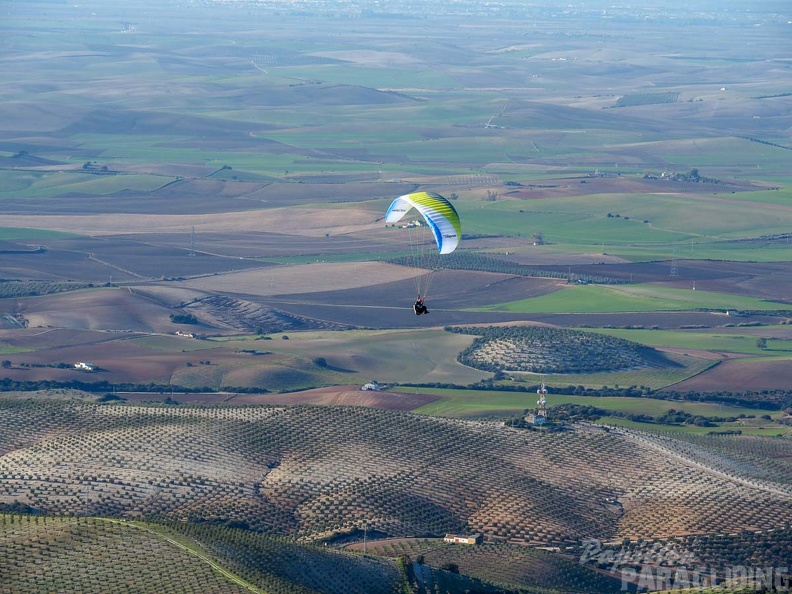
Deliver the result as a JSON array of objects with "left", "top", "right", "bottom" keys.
[
  {"left": 2, "top": 400, "right": 791, "bottom": 545},
  {"left": 2, "top": 398, "right": 791, "bottom": 592}
]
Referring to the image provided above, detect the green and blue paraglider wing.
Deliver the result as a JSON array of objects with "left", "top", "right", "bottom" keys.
[{"left": 385, "top": 192, "right": 462, "bottom": 255}]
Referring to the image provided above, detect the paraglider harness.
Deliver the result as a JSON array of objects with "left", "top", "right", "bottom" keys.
[{"left": 414, "top": 296, "right": 429, "bottom": 315}]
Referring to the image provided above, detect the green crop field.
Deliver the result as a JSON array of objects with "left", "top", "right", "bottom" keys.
[
  {"left": 3, "top": 171, "right": 171, "bottom": 198},
  {"left": 0, "top": 227, "right": 77, "bottom": 240},
  {"left": 457, "top": 190, "right": 792, "bottom": 248},
  {"left": 0, "top": 344, "right": 30, "bottom": 355},
  {"left": 600, "top": 416, "right": 790, "bottom": 437},
  {"left": 409, "top": 387, "right": 779, "bottom": 420},
  {"left": 588, "top": 242, "right": 792, "bottom": 263},
  {"left": 582, "top": 327, "right": 792, "bottom": 355},
  {"left": 472, "top": 283, "right": 789, "bottom": 314}
]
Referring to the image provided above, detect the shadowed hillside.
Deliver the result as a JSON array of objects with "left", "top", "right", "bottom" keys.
[{"left": 1, "top": 400, "right": 790, "bottom": 547}]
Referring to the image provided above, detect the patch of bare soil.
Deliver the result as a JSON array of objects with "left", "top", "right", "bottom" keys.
[
  {"left": 249, "top": 270, "right": 568, "bottom": 329},
  {"left": 658, "top": 261, "right": 792, "bottom": 305},
  {"left": 0, "top": 246, "right": 146, "bottom": 283},
  {"left": 344, "top": 537, "right": 442, "bottom": 552},
  {"left": 0, "top": 332, "right": 294, "bottom": 387},
  {"left": 6, "top": 288, "right": 178, "bottom": 333},
  {"left": 112, "top": 227, "right": 405, "bottom": 261},
  {"left": 277, "top": 269, "right": 564, "bottom": 308},
  {"left": 182, "top": 261, "right": 422, "bottom": 297},
  {"left": 0, "top": 206, "right": 383, "bottom": 237},
  {"left": 228, "top": 385, "right": 439, "bottom": 411},
  {"left": 464, "top": 237, "right": 631, "bottom": 266},
  {"left": 0, "top": 327, "right": 142, "bottom": 351},
  {"left": 663, "top": 358, "right": 792, "bottom": 392},
  {"left": 0, "top": 339, "right": 198, "bottom": 385}
]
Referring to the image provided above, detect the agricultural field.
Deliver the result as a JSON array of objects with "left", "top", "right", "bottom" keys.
[
  {"left": 1, "top": 400, "right": 791, "bottom": 583},
  {"left": 0, "top": 514, "right": 411, "bottom": 594},
  {"left": 1, "top": 0, "right": 791, "bottom": 591},
  {"left": 1, "top": 318, "right": 790, "bottom": 396},
  {"left": 409, "top": 387, "right": 783, "bottom": 421},
  {"left": 0, "top": 515, "right": 255, "bottom": 594},
  {"left": 348, "top": 538, "right": 625, "bottom": 593},
  {"left": 472, "top": 283, "right": 792, "bottom": 314}
]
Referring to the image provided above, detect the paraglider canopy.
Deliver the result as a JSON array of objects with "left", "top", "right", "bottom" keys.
[
  {"left": 385, "top": 192, "right": 462, "bottom": 255},
  {"left": 385, "top": 191, "right": 462, "bottom": 308}
]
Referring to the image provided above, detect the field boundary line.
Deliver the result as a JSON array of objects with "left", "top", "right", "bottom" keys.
[{"left": 104, "top": 518, "right": 267, "bottom": 594}]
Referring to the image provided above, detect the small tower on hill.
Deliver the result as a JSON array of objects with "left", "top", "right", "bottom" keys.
[{"left": 534, "top": 382, "right": 548, "bottom": 425}]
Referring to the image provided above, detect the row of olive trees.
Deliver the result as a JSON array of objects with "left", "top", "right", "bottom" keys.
[
  {"left": 5, "top": 400, "right": 792, "bottom": 550},
  {"left": 449, "top": 325, "right": 662, "bottom": 374},
  {"left": 163, "top": 520, "right": 405, "bottom": 594},
  {"left": 584, "top": 526, "right": 792, "bottom": 576},
  {"left": 385, "top": 251, "right": 629, "bottom": 284},
  {"left": 0, "top": 280, "right": 98, "bottom": 298},
  {"left": 0, "top": 514, "right": 252, "bottom": 593}
]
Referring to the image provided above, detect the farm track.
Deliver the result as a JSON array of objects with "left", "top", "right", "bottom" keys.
[{"left": 86, "top": 253, "right": 146, "bottom": 279}]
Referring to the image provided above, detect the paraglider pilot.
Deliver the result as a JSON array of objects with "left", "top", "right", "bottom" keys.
[{"left": 414, "top": 296, "right": 429, "bottom": 315}]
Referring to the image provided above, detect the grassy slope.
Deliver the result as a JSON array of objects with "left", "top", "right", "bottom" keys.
[{"left": 206, "top": 329, "right": 490, "bottom": 388}]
